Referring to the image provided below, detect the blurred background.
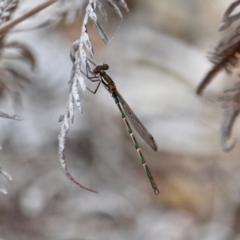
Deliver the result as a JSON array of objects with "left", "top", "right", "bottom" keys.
[{"left": 1, "top": 0, "right": 240, "bottom": 239}]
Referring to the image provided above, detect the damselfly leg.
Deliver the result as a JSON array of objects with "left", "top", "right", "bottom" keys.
[{"left": 81, "top": 62, "right": 101, "bottom": 93}]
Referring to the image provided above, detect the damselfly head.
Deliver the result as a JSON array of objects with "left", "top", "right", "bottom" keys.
[
  {"left": 93, "top": 64, "right": 109, "bottom": 75},
  {"left": 102, "top": 64, "right": 109, "bottom": 70}
]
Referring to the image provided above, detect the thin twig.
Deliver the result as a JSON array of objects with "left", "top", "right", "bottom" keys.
[{"left": 0, "top": 0, "right": 57, "bottom": 35}]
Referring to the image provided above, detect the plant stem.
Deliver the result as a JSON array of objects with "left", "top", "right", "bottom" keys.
[{"left": 0, "top": 0, "right": 57, "bottom": 35}]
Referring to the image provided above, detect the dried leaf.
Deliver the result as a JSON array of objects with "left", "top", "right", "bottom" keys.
[
  {"left": 82, "top": 30, "right": 94, "bottom": 58},
  {"left": 0, "top": 166, "right": 13, "bottom": 195},
  {"left": 58, "top": 102, "right": 97, "bottom": 193},
  {"left": 0, "top": 0, "right": 19, "bottom": 25},
  {"left": 0, "top": 187, "right": 7, "bottom": 195},
  {"left": 197, "top": 25, "right": 240, "bottom": 95},
  {"left": 114, "top": 0, "right": 129, "bottom": 12},
  {"left": 5, "top": 67, "right": 32, "bottom": 84},
  {"left": 0, "top": 40, "right": 34, "bottom": 103},
  {"left": 80, "top": 47, "right": 87, "bottom": 66},
  {"left": 72, "top": 77, "right": 82, "bottom": 112},
  {"left": 59, "top": 114, "right": 64, "bottom": 122},
  {"left": 0, "top": 167, "right": 12, "bottom": 181},
  {"left": 70, "top": 40, "right": 80, "bottom": 63},
  {"left": 12, "top": 0, "right": 85, "bottom": 33},
  {"left": 221, "top": 107, "right": 238, "bottom": 151},
  {"left": 3, "top": 41, "right": 35, "bottom": 70},
  {"left": 0, "top": 110, "right": 22, "bottom": 120},
  {"left": 97, "top": 0, "right": 108, "bottom": 22},
  {"left": 86, "top": 3, "right": 108, "bottom": 44},
  {"left": 0, "top": 67, "right": 30, "bottom": 105},
  {"left": 106, "top": 0, "right": 123, "bottom": 19},
  {"left": 219, "top": 81, "right": 240, "bottom": 151},
  {"left": 219, "top": 0, "right": 240, "bottom": 31},
  {"left": 58, "top": 62, "right": 96, "bottom": 193},
  {"left": 77, "top": 72, "right": 87, "bottom": 93},
  {"left": 68, "top": 94, "right": 74, "bottom": 124}
]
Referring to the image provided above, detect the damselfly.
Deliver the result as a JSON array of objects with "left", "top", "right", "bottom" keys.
[{"left": 83, "top": 60, "right": 159, "bottom": 195}]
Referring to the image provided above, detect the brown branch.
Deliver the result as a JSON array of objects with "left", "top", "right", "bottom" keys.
[
  {"left": 196, "top": 62, "right": 226, "bottom": 95},
  {"left": 0, "top": 0, "right": 57, "bottom": 35},
  {"left": 197, "top": 26, "right": 240, "bottom": 95}
]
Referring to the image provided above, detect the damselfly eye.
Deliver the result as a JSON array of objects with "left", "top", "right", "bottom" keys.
[
  {"left": 93, "top": 66, "right": 101, "bottom": 74},
  {"left": 102, "top": 64, "right": 109, "bottom": 70}
]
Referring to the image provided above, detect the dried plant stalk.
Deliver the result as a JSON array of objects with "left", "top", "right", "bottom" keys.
[
  {"left": 58, "top": 0, "right": 128, "bottom": 193},
  {"left": 0, "top": 0, "right": 54, "bottom": 194},
  {"left": 197, "top": 1, "right": 240, "bottom": 151}
]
